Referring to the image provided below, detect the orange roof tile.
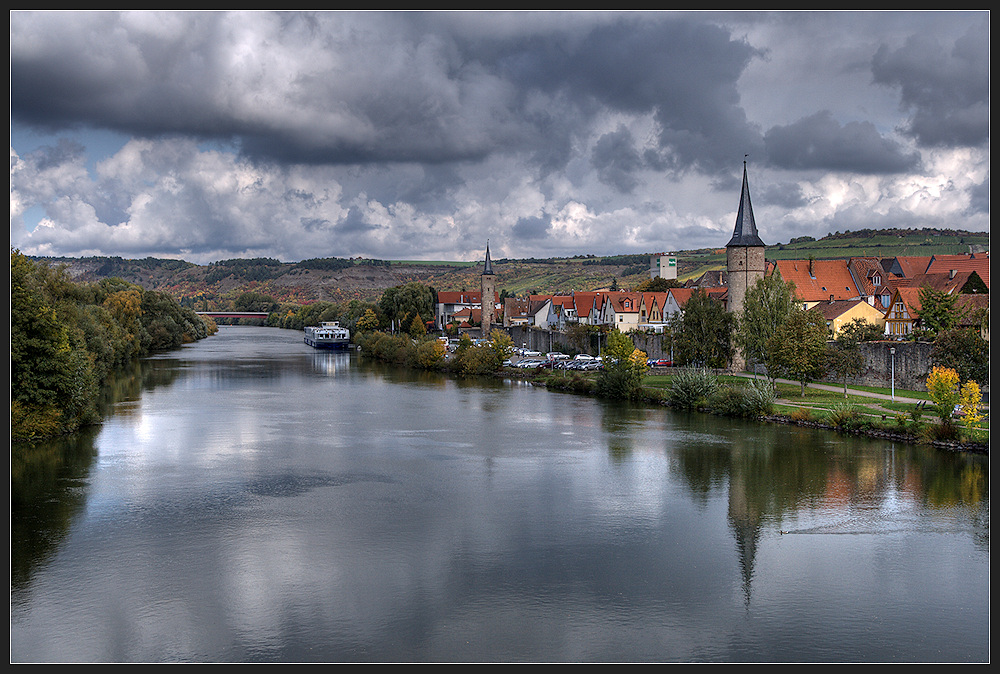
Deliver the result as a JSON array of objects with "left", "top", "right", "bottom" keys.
[
  {"left": 774, "top": 259, "right": 861, "bottom": 302},
  {"left": 925, "top": 254, "right": 989, "bottom": 287}
]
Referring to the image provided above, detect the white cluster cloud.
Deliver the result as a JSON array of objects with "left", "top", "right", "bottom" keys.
[{"left": 10, "top": 11, "right": 989, "bottom": 264}]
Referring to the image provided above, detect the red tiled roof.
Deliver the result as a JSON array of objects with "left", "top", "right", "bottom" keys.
[
  {"left": 814, "top": 299, "right": 870, "bottom": 320},
  {"left": 893, "top": 256, "right": 934, "bottom": 278},
  {"left": 925, "top": 254, "right": 989, "bottom": 287},
  {"left": 666, "top": 288, "right": 695, "bottom": 307},
  {"left": 774, "top": 259, "right": 861, "bottom": 302},
  {"left": 438, "top": 291, "right": 482, "bottom": 304},
  {"left": 887, "top": 286, "right": 923, "bottom": 317}
]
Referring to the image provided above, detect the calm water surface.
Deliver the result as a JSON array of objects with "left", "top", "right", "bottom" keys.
[{"left": 10, "top": 327, "right": 989, "bottom": 662}]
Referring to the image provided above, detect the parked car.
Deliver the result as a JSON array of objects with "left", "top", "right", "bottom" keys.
[
  {"left": 648, "top": 359, "right": 673, "bottom": 367},
  {"left": 515, "top": 359, "right": 545, "bottom": 369}
]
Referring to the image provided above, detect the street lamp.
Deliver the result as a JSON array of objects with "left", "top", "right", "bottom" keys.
[{"left": 889, "top": 347, "right": 896, "bottom": 401}]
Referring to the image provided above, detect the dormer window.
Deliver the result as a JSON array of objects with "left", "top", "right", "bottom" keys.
[{"left": 872, "top": 274, "right": 881, "bottom": 286}]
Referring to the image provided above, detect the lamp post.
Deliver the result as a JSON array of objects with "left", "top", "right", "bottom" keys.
[{"left": 889, "top": 347, "right": 896, "bottom": 401}]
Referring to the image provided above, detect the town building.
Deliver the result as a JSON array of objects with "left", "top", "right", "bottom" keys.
[
  {"left": 726, "top": 160, "right": 766, "bottom": 371},
  {"left": 480, "top": 242, "right": 497, "bottom": 337},
  {"left": 650, "top": 253, "right": 678, "bottom": 280}
]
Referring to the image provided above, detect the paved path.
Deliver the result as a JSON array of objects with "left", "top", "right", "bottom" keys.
[{"left": 731, "top": 373, "right": 929, "bottom": 405}]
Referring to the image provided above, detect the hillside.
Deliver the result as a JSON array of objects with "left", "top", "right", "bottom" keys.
[{"left": 32, "top": 227, "right": 988, "bottom": 307}]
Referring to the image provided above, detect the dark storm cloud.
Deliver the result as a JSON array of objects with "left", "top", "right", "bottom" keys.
[
  {"left": 964, "top": 178, "right": 989, "bottom": 216},
  {"left": 335, "top": 207, "right": 381, "bottom": 235},
  {"left": 9, "top": 11, "right": 990, "bottom": 263},
  {"left": 10, "top": 12, "right": 764, "bottom": 179},
  {"left": 591, "top": 126, "right": 643, "bottom": 193},
  {"left": 764, "top": 111, "right": 920, "bottom": 173},
  {"left": 757, "top": 182, "right": 808, "bottom": 210},
  {"left": 871, "top": 19, "right": 989, "bottom": 148},
  {"left": 483, "top": 17, "right": 765, "bottom": 176},
  {"left": 511, "top": 215, "right": 552, "bottom": 240}
]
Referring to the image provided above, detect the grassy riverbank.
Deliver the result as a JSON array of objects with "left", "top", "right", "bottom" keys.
[{"left": 505, "top": 366, "right": 989, "bottom": 454}]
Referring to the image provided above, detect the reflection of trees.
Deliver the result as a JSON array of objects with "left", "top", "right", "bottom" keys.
[
  {"left": 670, "top": 415, "right": 991, "bottom": 604},
  {"left": 11, "top": 427, "right": 100, "bottom": 599},
  {"left": 600, "top": 401, "right": 648, "bottom": 463}
]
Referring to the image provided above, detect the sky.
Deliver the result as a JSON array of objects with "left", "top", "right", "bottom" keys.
[{"left": 10, "top": 10, "right": 990, "bottom": 265}]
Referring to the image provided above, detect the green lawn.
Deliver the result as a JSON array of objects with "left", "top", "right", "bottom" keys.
[{"left": 640, "top": 372, "right": 988, "bottom": 437}]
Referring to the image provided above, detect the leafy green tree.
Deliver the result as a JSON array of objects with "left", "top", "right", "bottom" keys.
[
  {"left": 766, "top": 309, "right": 828, "bottom": 396},
  {"left": 931, "top": 327, "right": 989, "bottom": 386},
  {"left": 233, "top": 291, "right": 278, "bottom": 313},
  {"left": 408, "top": 313, "right": 426, "bottom": 338},
  {"left": 596, "top": 329, "right": 646, "bottom": 400},
  {"left": 634, "top": 276, "right": 683, "bottom": 292},
  {"left": 379, "top": 282, "right": 435, "bottom": 333},
  {"left": 915, "top": 286, "right": 966, "bottom": 341},
  {"left": 675, "top": 290, "right": 734, "bottom": 368},
  {"left": 825, "top": 318, "right": 879, "bottom": 397},
  {"left": 11, "top": 250, "right": 215, "bottom": 441},
  {"left": 734, "top": 273, "right": 798, "bottom": 379}
]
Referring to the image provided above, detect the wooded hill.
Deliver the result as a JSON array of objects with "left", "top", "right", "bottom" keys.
[{"left": 32, "top": 227, "right": 988, "bottom": 308}]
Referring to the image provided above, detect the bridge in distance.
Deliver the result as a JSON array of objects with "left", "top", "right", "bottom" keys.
[{"left": 196, "top": 312, "right": 270, "bottom": 320}]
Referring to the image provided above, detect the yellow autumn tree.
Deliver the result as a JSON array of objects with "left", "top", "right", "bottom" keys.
[
  {"left": 925, "top": 366, "right": 960, "bottom": 425},
  {"left": 958, "top": 381, "right": 984, "bottom": 428}
]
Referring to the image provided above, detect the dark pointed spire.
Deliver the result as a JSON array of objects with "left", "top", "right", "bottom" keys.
[
  {"left": 727, "top": 159, "right": 765, "bottom": 248},
  {"left": 482, "top": 240, "right": 494, "bottom": 275}
]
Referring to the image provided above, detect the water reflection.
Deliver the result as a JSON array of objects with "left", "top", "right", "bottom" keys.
[{"left": 9, "top": 328, "right": 990, "bottom": 662}]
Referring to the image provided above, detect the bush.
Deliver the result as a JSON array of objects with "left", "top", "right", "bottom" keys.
[
  {"left": 708, "top": 378, "right": 776, "bottom": 419},
  {"left": 826, "top": 403, "right": 866, "bottom": 430},
  {"left": 667, "top": 368, "right": 718, "bottom": 410},
  {"left": 789, "top": 408, "right": 814, "bottom": 422},
  {"left": 921, "top": 422, "right": 960, "bottom": 443}
]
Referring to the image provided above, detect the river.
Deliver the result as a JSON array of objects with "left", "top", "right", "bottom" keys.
[{"left": 10, "top": 326, "right": 990, "bottom": 663}]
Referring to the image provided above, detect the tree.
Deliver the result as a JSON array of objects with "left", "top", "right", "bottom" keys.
[
  {"left": 596, "top": 329, "right": 647, "bottom": 400},
  {"left": 925, "top": 366, "right": 960, "bottom": 427},
  {"left": 837, "top": 317, "right": 883, "bottom": 344},
  {"left": 356, "top": 308, "right": 379, "bottom": 333},
  {"left": 766, "top": 309, "right": 828, "bottom": 396},
  {"left": 408, "top": 313, "right": 426, "bottom": 338},
  {"left": 233, "top": 291, "right": 278, "bottom": 313},
  {"left": 675, "top": 290, "right": 733, "bottom": 368},
  {"left": 915, "top": 286, "right": 966, "bottom": 341},
  {"left": 931, "top": 327, "right": 988, "bottom": 386},
  {"left": 958, "top": 381, "right": 984, "bottom": 429},
  {"left": 378, "top": 282, "right": 435, "bottom": 333},
  {"left": 825, "top": 318, "right": 880, "bottom": 397},
  {"left": 634, "top": 277, "right": 683, "bottom": 292},
  {"left": 734, "top": 273, "right": 798, "bottom": 379}
]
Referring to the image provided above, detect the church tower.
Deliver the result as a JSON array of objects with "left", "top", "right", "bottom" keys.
[
  {"left": 726, "top": 160, "right": 766, "bottom": 371},
  {"left": 480, "top": 241, "right": 497, "bottom": 337}
]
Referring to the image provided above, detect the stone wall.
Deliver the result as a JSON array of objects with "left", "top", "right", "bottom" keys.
[
  {"left": 847, "top": 341, "right": 934, "bottom": 392},
  {"left": 503, "top": 326, "right": 943, "bottom": 393}
]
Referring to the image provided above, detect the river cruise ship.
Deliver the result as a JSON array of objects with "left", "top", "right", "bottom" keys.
[{"left": 304, "top": 322, "right": 351, "bottom": 349}]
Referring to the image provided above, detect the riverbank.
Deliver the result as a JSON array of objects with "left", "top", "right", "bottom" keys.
[{"left": 499, "top": 364, "right": 989, "bottom": 455}]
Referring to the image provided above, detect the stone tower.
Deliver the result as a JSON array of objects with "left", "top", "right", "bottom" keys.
[
  {"left": 726, "top": 160, "right": 766, "bottom": 371},
  {"left": 480, "top": 241, "right": 496, "bottom": 337}
]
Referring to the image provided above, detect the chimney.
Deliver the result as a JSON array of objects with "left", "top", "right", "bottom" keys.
[{"left": 829, "top": 295, "right": 834, "bottom": 303}]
